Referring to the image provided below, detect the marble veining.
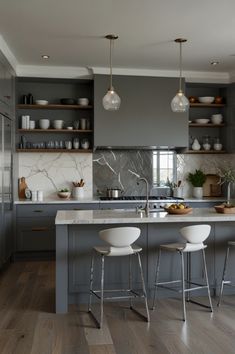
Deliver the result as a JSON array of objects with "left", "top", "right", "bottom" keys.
[{"left": 18, "top": 152, "right": 93, "bottom": 198}]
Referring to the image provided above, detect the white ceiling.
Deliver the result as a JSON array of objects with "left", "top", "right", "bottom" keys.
[{"left": 1, "top": 0, "right": 235, "bottom": 79}]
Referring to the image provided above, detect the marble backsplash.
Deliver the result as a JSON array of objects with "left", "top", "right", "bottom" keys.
[
  {"left": 18, "top": 152, "right": 93, "bottom": 198},
  {"left": 93, "top": 150, "right": 235, "bottom": 198},
  {"left": 17, "top": 150, "right": 235, "bottom": 200}
]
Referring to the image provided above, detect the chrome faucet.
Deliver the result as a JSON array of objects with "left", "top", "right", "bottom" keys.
[{"left": 137, "top": 177, "right": 149, "bottom": 216}]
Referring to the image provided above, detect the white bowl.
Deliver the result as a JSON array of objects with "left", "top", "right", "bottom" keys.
[
  {"left": 66, "top": 126, "right": 73, "bottom": 130},
  {"left": 39, "top": 119, "right": 50, "bottom": 129},
  {"left": 198, "top": 96, "right": 215, "bottom": 104},
  {"left": 57, "top": 191, "right": 71, "bottom": 199},
  {"left": 35, "top": 100, "right": 49, "bottom": 105},
  {"left": 53, "top": 120, "right": 64, "bottom": 129},
  {"left": 195, "top": 118, "right": 210, "bottom": 124},
  {"left": 211, "top": 114, "right": 223, "bottom": 124},
  {"left": 78, "top": 98, "right": 89, "bottom": 106}
]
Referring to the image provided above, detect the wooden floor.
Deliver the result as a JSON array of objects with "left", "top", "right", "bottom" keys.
[{"left": 1, "top": 261, "right": 235, "bottom": 354}]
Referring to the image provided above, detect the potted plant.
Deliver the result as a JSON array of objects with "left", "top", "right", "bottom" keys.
[
  {"left": 216, "top": 164, "right": 235, "bottom": 205},
  {"left": 187, "top": 169, "right": 207, "bottom": 199}
]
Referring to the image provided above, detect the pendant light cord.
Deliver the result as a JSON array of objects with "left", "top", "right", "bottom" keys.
[
  {"left": 179, "top": 41, "right": 182, "bottom": 92},
  {"left": 109, "top": 39, "right": 113, "bottom": 90}
]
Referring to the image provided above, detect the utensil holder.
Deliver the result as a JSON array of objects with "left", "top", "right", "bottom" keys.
[{"left": 73, "top": 186, "right": 84, "bottom": 199}]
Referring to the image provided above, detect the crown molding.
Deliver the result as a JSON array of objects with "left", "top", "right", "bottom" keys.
[
  {"left": 0, "top": 35, "right": 17, "bottom": 71},
  {"left": 91, "top": 66, "right": 230, "bottom": 83},
  {"left": 16, "top": 65, "right": 93, "bottom": 79}
]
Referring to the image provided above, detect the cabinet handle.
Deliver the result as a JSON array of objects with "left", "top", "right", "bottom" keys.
[
  {"left": 31, "top": 227, "right": 49, "bottom": 231},
  {"left": 33, "top": 210, "right": 43, "bottom": 213}
]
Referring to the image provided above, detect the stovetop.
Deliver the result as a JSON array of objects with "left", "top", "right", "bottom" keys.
[{"left": 100, "top": 196, "right": 184, "bottom": 201}]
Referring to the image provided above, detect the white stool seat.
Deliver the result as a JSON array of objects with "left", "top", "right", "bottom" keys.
[
  {"left": 88, "top": 226, "right": 149, "bottom": 328},
  {"left": 228, "top": 241, "right": 235, "bottom": 246},
  {"left": 160, "top": 242, "right": 207, "bottom": 253},
  {"left": 94, "top": 244, "right": 142, "bottom": 256},
  {"left": 152, "top": 224, "right": 213, "bottom": 321}
]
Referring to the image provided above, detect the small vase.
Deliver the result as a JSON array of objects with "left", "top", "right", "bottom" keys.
[
  {"left": 192, "top": 138, "right": 201, "bottom": 151},
  {"left": 73, "top": 186, "right": 84, "bottom": 199},
  {"left": 193, "top": 187, "right": 203, "bottom": 199},
  {"left": 226, "top": 182, "right": 231, "bottom": 205}
]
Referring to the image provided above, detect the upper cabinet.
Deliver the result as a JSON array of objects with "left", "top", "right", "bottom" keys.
[
  {"left": 186, "top": 83, "right": 228, "bottom": 154},
  {"left": 0, "top": 51, "right": 15, "bottom": 118},
  {"left": 94, "top": 74, "right": 188, "bottom": 150}
]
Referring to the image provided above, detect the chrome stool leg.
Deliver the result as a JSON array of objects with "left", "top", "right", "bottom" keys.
[
  {"left": 129, "top": 255, "right": 133, "bottom": 309},
  {"left": 136, "top": 253, "right": 150, "bottom": 322},
  {"left": 100, "top": 255, "right": 105, "bottom": 328},
  {"left": 186, "top": 253, "right": 191, "bottom": 302},
  {"left": 202, "top": 249, "right": 213, "bottom": 312},
  {"left": 180, "top": 251, "right": 186, "bottom": 321},
  {"left": 218, "top": 245, "right": 230, "bottom": 307},
  {"left": 152, "top": 248, "right": 161, "bottom": 310},
  {"left": 88, "top": 251, "right": 95, "bottom": 312}
]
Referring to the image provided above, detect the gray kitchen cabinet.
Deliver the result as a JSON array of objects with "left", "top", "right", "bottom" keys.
[
  {"left": 186, "top": 83, "right": 227, "bottom": 153},
  {"left": 224, "top": 83, "right": 235, "bottom": 152},
  {"left": 0, "top": 51, "right": 15, "bottom": 117},
  {"left": 94, "top": 74, "right": 188, "bottom": 150},
  {"left": 15, "top": 203, "right": 99, "bottom": 254}
]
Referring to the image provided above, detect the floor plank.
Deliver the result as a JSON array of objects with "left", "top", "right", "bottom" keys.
[{"left": 1, "top": 261, "right": 235, "bottom": 353}]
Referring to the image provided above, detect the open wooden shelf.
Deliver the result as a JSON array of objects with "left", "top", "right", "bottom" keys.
[
  {"left": 18, "top": 129, "right": 93, "bottom": 133},
  {"left": 189, "top": 123, "right": 225, "bottom": 127},
  {"left": 16, "top": 149, "right": 92, "bottom": 153},
  {"left": 17, "top": 104, "right": 93, "bottom": 110},
  {"left": 190, "top": 103, "right": 225, "bottom": 107},
  {"left": 186, "top": 150, "right": 226, "bottom": 154}
]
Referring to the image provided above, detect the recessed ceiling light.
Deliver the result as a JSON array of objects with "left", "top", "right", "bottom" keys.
[
  {"left": 41, "top": 55, "right": 50, "bottom": 59},
  {"left": 210, "top": 60, "right": 219, "bottom": 66}
]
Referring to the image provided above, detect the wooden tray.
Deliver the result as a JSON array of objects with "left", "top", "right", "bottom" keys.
[
  {"left": 164, "top": 208, "right": 193, "bottom": 215},
  {"left": 214, "top": 205, "right": 235, "bottom": 214}
]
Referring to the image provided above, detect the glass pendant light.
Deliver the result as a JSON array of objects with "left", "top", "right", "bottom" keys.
[
  {"left": 103, "top": 34, "right": 121, "bottom": 111},
  {"left": 171, "top": 38, "right": 189, "bottom": 113}
]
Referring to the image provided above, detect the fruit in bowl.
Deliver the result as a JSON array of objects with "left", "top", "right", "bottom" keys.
[
  {"left": 165, "top": 203, "right": 192, "bottom": 214},
  {"left": 57, "top": 188, "right": 71, "bottom": 199}
]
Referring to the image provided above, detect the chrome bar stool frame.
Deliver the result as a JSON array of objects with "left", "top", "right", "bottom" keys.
[
  {"left": 218, "top": 241, "right": 235, "bottom": 306},
  {"left": 152, "top": 225, "right": 213, "bottom": 321},
  {"left": 88, "top": 227, "right": 150, "bottom": 329}
]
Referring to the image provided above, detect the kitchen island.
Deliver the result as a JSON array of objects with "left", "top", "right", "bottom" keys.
[{"left": 55, "top": 208, "right": 235, "bottom": 313}]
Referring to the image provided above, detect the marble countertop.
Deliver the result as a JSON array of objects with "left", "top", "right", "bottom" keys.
[
  {"left": 14, "top": 197, "right": 225, "bottom": 205},
  {"left": 55, "top": 207, "right": 235, "bottom": 225}
]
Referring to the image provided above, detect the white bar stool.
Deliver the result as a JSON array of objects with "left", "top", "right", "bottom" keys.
[
  {"left": 218, "top": 241, "right": 235, "bottom": 306},
  {"left": 88, "top": 226, "right": 150, "bottom": 328},
  {"left": 152, "top": 224, "right": 213, "bottom": 321}
]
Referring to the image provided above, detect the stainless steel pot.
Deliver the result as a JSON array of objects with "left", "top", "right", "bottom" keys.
[{"left": 106, "top": 188, "right": 123, "bottom": 198}]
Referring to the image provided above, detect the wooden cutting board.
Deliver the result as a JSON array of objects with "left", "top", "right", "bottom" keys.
[{"left": 203, "top": 174, "right": 221, "bottom": 197}]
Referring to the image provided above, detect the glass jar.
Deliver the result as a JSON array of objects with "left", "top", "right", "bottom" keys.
[
  {"left": 202, "top": 136, "right": 211, "bottom": 151},
  {"left": 213, "top": 137, "right": 223, "bottom": 151}
]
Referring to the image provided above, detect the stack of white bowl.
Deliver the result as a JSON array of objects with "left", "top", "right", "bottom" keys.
[
  {"left": 39, "top": 119, "right": 50, "bottom": 129},
  {"left": 53, "top": 120, "right": 64, "bottom": 129},
  {"left": 211, "top": 114, "right": 223, "bottom": 124}
]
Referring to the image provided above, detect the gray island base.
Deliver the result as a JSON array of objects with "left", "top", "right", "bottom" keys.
[{"left": 55, "top": 208, "right": 235, "bottom": 313}]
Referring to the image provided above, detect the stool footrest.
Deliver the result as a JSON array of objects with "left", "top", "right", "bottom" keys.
[{"left": 90, "top": 289, "right": 144, "bottom": 301}]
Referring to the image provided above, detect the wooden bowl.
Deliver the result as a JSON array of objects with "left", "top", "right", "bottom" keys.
[
  {"left": 164, "top": 207, "right": 193, "bottom": 215},
  {"left": 214, "top": 205, "right": 235, "bottom": 214},
  {"left": 189, "top": 96, "right": 197, "bottom": 103}
]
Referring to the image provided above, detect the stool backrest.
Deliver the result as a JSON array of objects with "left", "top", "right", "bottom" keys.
[
  {"left": 99, "top": 227, "right": 140, "bottom": 247},
  {"left": 180, "top": 224, "right": 211, "bottom": 244}
]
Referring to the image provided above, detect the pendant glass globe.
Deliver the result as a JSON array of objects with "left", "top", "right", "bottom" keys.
[
  {"left": 171, "top": 90, "right": 189, "bottom": 112},
  {"left": 103, "top": 88, "right": 121, "bottom": 111}
]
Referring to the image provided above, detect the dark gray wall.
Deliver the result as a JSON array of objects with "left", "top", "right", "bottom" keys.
[{"left": 94, "top": 75, "right": 188, "bottom": 149}]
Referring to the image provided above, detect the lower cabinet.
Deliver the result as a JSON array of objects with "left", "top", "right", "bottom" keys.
[{"left": 15, "top": 203, "right": 99, "bottom": 253}]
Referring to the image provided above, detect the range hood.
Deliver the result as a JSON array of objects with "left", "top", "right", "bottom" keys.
[{"left": 93, "top": 74, "right": 188, "bottom": 151}]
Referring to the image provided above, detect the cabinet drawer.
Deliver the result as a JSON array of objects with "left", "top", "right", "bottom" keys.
[
  {"left": 16, "top": 203, "right": 99, "bottom": 217},
  {"left": 16, "top": 217, "right": 55, "bottom": 251}
]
